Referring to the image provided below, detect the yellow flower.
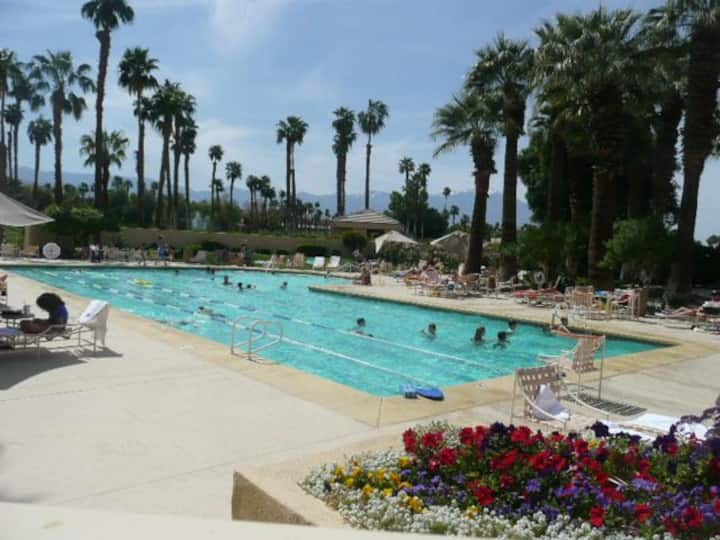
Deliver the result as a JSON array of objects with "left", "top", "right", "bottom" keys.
[
  {"left": 344, "top": 478, "right": 355, "bottom": 488},
  {"left": 333, "top": 466, "right": 345, "bottom": 478},
  {"left": 466, "top": 505, "right": 479, "bottom": 519},
  {"left": 398, "top": 456, "right": 413, "bottom": 468},
  {"left": 375, "top": 469, "right": 386, "bottom": 482},
  {"left": 408, "top": 496, "right": 424, "bottom": 513},
  {"left": 390, "top": 472, "right": 401, "bottom": 485},
  {"left": 352, "top": 467, "right": 363, "bottom": 479},
  {"left": 382, "top": 488, "right": 394, "bottom": 498},
  {"left": 362, "top": 484, "right": 375, "bottom": 497},
  {"left": 589, "top": 439, "right": 600, "bottom": 449},
  {"left": 398, "top": 481, "right": 413, "bottom": 490}
]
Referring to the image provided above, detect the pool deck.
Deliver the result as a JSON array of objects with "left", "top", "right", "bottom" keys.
[{"left": 1, "top": 263, "right": 719, "bottom": 523}]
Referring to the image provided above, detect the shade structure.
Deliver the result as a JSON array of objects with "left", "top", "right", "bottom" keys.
[
  {"left": 0, "top": 192, "right": 53, "bottom": 226},
  {"left": 374, "top": 230, "right": 417, "bottom": 253},
  {"left": 332, "top": 209, "right": 402, "bottom": 235},
  {"left": 430, "top": 230, "right": 469, "bottom": 259}
]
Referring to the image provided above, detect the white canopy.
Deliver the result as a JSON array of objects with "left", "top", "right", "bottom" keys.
[
  {"left": 374, "top": 230, "right": 417, "bottom": 253},
  {"left": 430, "top": 230, "right": 469, "bottom": 258},
  {"left": 0, "top": 192, "right": 53, "bottom": 226}
]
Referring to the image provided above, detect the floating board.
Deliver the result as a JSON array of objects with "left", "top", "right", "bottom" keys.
[
  {"left": 399, "top": 384, "right": 417, "bottom": 399},
  {"left": 415, "top": 386, "right": 444, "bottom": 401}
]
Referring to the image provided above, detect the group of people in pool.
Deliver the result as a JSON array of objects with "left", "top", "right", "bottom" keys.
[{"left": 350, "top": 317, "right": 518, "bottom": 348}]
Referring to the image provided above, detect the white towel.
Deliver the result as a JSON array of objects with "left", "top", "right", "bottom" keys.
[
  {"left": 534, "top": 384, "right": 570, "bottom": 422},
  {"left": 78, "top": 300, "right": 110, "bottom": 346}
]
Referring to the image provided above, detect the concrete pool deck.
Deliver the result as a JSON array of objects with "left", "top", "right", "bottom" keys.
[{"left": 1, "top": 265, "right": 719, "bottom": 523}]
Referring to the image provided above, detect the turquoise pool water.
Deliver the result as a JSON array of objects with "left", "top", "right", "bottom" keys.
[{"left": 12, "top": 267, "right": 663, "bottom": 396}]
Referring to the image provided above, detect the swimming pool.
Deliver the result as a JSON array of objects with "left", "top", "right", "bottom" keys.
[{"left": 13, "top": 267, "right": 663, "bottom": 396}]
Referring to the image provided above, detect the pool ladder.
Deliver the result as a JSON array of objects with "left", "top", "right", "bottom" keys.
[{"left": 230, "top": 315, "right": 283, "bottom": 362}]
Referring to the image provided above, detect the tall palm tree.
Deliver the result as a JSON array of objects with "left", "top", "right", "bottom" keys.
[
  {"left": 79, "top": 182, "right": 90, "bottom": 201},
  {"left": 398, "top": 156, "right": 415, "bottom": 231},
  {"left": 535, "top": 8, "right": 644, "bottom": 286},
  {"left": 146, "top": 80, "right": 181, "bottom": 225},
  {"left": 30, "top": 50, "right": 95, "bottom": 204},
  {"left": 3, "top": 104, "right": 22, "bottom": 178},
  {"left": 118, "top": 46, "right": 159, "bottom": 224},
  {"left": 331, "top": 107, "right": 356, "bottom": 216},
  {"left": 208, "top": 144, "right": 224, "bottom": 219},
  {"left": 276, "top": 116, "right": 308, "bottom": 230},
  {"left": 467, "top": 35, "right": 534, "bottom": 279},
  {"left": 9, "top": 67, "right": 44, "bottom": 181},
  {"left": 26, "top": 116, "right": 53, "bottom": 202},
  {"left": 450, "top": 204, "right": 460, "bottom": 225},
  {"left": 650, "top": 1, "right": 720, "bottom": 295},
  {"left": 259, "top": 177, "right": 274, "bottom": 226},
  {"left": 81, "top": 0, "right": 134, "bottom": 195},
  {"left": 225, "top": 160, "right": 242, "bottom": 212},
  {"left": 171, "top": 90, "right": 195, "bottom": 217},
  {"left": 177, "top": 119, "right": 197, "bottom": 226},
  {"left": 245, "top": 174, "right": 259, "bottom": 222},
  {"left": 432, "top": 91, "right": 498, "bottom": 273},
  {"left": 442, "top": 186, "right": 452, "bottom": 211},
  {"left": 79, "top": 129, "right": 129, "bottom": 208},
  {"left": 416, "top": 163, "right": 432, "bottom": 238},
  {"left": 358, "top": 99, "right": 389, "bottom": 209},
  {"left": 0, "top": 49, "right": 20, "bottom": 185}
]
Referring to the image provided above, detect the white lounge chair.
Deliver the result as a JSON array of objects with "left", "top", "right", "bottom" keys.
[
  {"left": 326, "top": 255, "right": 341, "bottom": 270},
  {"left": 291, "top": 253, "right": 305, "bottom": 268},
  {"left": 312, "top": 256, "right": 326, "bottom": 270},
  {"left": 608, "top": 413, "right": 708, "bottom": 441},
  {"left": 539, "top": 336, "right": 606, "bottom": 398}
]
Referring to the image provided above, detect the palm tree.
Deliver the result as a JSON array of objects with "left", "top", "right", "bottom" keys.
[
  {"left": 450, "top": 204, "right": 460, "bottom": 225},
  {"left": 79, "top": 182, "right": 90, "bottom": 201},
  {"left": 26, "top": 116, "right": 53, "bottom": 202},
  {"left": 276, "top": 116, "right": 308, "bottom": 230},
  {"left": 432, "top": 91, "right": 498, "bottom": 273},
  {"left": 358, "top": 99, "right": 389, "bottom": 209},
  {"left": 468, "top": 34, "right": 534, "bottom": 279},
  {"left": 259, "top": 177, "right": 274, "bottom": 226},
  {"left": 79, "top": 129, "right": 129, "bottom": 208},
  {"left": 225, "top": 160, "right": 242, "bottom": 212},
  {"left": 171, "top": 91, "right": 195, "bottom": 217},
  {"left": 118, "top": 46, "right": 159, "bottom": 223},
  {"left": 535, "top": 8, "right": 644, "bottom": 286},
  {"left": 81, "top": 0, "right": 135, "bottom": 195},
  {"left": 9, "top": 67, "right": 44, "bottom": 181},
  {"left": 245, "top": 174, "right": 259, "bottom": 222},
  {"left": 0, "top": 49, "right": 20, "bottom": 185},
  {"left": 30, "top": 50, "right": 94, "bottom": 204},
  {"left": 331, "top": 107, "right": 356, "bottom": 216},
  {"left": 416, "top": 163, "right": 431, "bottom": 238},
  {"left": 3, "top": 104, "right": 22, "bottom": 178},
  {"left": 146, "top": 80, "right": 182, "bottom": 225},
  {"left": 442, "top": 186, "right": 452, "bottom": 211},
  {"left": 208, "top": 144, "right": 224, "bottom": 219},
  {"left": 649, "top": 1, "right": 720, "bottom": 295},
  {"left": 177, "top": 119, "right": 197, "bottom": 226}
]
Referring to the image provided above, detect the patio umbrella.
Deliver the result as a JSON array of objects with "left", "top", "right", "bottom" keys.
[
  {"left": 0, "top": 192, "right": 53, "bottom": 226},
  {"left": 374, "top": 230, "right": 417, "bottom": 253},
  {"left": 430, "top": 230, "right": 469, "bottom": 258}
]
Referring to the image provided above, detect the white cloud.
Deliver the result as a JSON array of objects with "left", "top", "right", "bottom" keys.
[
  {"left": 208, "top": 0, "right": 293, "bottom": 53},
  {"left": 272, "top": 65, "right": 340, "bottom": 104}
]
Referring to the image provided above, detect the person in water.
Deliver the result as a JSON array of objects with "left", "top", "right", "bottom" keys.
[
  {"left": 280, "top": 281, "right": 288, "bottom": 290},
  {"left": 472, "top": 326, "right": 486, "bottom": 344},
  {"left": 198, "top": 306, "right": 226, "bottom": 320},
  {"left": 20, "top": 293, "right": 69, "bottom": 334},
  {"left": 223, "top": 276, "right": 230, "bottom": 285},
  {"left": 351, "top": 317, "right": 373, "bottom": 336},
  {"left": 507, "top": 320, "right": 518, "bottom": 334},
  {"left": 422, "top": 323, "right": 437, "bottom": 339},
  {"left": 245, "top": 283, "right": 254, "bottom": 289},
  {"left": 237, "top": 282, "right": 243, "bottom": 291},
  {"left": 493, "top": 331, "right": 510, "bottom": 349}
]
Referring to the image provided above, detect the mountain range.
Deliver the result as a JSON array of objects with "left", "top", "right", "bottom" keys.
[{"left": 18, "top": 166, "right": 532, "bottom": 226}]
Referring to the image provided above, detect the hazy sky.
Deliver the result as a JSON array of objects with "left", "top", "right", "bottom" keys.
[{"left": 3, "top": 0, "right": 718, "bottom": 239}]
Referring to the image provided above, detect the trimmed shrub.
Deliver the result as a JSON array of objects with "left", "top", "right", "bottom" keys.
[
  {"left": 342, "top": 230, "right": 368, "bottom": 252},
  {"left": 296, "top": 244, "right": 328, "bottom": 257}
]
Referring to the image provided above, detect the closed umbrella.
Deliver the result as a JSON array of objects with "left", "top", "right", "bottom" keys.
[
  {"left": 430, "top": 231, "right": 469, "bottom": 258},
  {"left": 0, "top": 192, "right": 53, "bottom": 226},
  {"left": 374, "top": 230, "right": 417, "bottom": 253}
]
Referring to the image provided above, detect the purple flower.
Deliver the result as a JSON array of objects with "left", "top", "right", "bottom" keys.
[
  {"left": 631, "top": 478, "right": 657, "bottom": 492},
  {"left": 453, "top": 473, "right": 466, "bottom": 485},
  {"left": 526, "top": 479, "right": 541, "bottom": 493}
]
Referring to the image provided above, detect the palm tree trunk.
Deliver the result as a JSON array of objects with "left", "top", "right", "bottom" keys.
[
  {"left": 155, "top": 136, "right": 168, "bottom": 226},
  {"left": 466, "top": 164, "right": 490, "bottom": 274},
  {"left": 230, "top": 179, "right": 234, "bottom": 211},
  {"left": 335, "top": 153, "right": 342, "bottom": 216},
  {"left": 102, "top": 163, "right": 110, "bottom": 209},
  {"left": 52, "top": 102, "right": 63, "bottom": 204},
  {"left": 13, "top": 123, "right": 19, "bottom": 180},
  {"left": 165, "top": 150, "right": 172, "bottom": 221},
  {"left": 652, "top": 92, "right": 683, "bottom": 217},
  {"left": 285, "top": 142, "right": 291, "bottom": 231},
  {"left": 0, "top": 88, "right": 6, "bottom": 185},
  {"left": 94, "top": 29, "right": 110, "bottom": 198},
  {"left": 184, "top": 153, "right": 191, "bottom": 228},
  {"left": 669, "top": 27, "right": 720, "bottom": 295},
  {"left": 500, "top": 132, "right": 519, "bottom": 280},
  {"left": 7, "top": 130, "right": 12, "bottom": 180},
  {"left": 137, "top": 92, "right": 146, "bottom": 225},
  {"left": 364, "top": 136, "right": 372, "bottom": 209},
  {"left": 172, "top": 129, "right": 181, "bottom": 220},
  {"left": 33, "top": 142, "right": 40, "bottom": 203},
  {"left": 210, "top": 161, "right": 217, "bottom": 219}
]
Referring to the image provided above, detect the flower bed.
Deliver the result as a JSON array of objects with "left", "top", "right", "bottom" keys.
[{"left": 301, "top": 420, "right": 720, "bottom": 539}]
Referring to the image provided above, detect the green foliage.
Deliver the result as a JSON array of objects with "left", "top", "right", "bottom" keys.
[
  {"left": 45, "top": 204, "right": 105, "bottom": 246},
  {"left": 341, "top": 230, "right": 367, "bottom": 252},
  {"left": 296, "top": 244, "right": 328, "bottom": 257},
  {"left": 602, "top": 218, "right": 673, "bottom": 282}
]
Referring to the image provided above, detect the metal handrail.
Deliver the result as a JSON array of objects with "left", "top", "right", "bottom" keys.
[{"left": 231, "top": 316, "right": 283, "bottom": 361}]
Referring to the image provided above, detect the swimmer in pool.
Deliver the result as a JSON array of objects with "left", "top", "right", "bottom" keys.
[
  {"left": 245, "top": 283, "right": 254, "bottom": 289},
  {"left": 237, "top": 282, "right": 243, "bottom": 291},
  {"left": 507, "top": 320, "right": 518, "bottom": 334},
  {"left": 351, "top": 317, "right": 373, "bottom": 337},
  {"left": 421, "top": 323, "right": 437, "bottom": 339},
  {"left": 472, "top": 326, "right": 486, "bottom": 344},
  {"left": 198, "top": 306, "right": 226, "bottom": 321},
  {"left": 223, "top": 276, "right": 230, "bottom": 285},
  {"left": 493, "top": 331, "right": 510, "bottom": 349},
  {"left": 280, "top": 281, "right": 288, "bottom": 290}
]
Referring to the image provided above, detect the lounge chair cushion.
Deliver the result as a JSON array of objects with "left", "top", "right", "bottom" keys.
[
  {"left": 0, "top": 327, "right": 23, "bottom": 338},
  {"left": 534, "top": 384, "right": 570, "bottom": 422}
]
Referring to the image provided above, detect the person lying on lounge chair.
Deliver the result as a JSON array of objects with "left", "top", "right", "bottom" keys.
[{"left": 20, "top": 293, "right": 68, "bottom": 334}]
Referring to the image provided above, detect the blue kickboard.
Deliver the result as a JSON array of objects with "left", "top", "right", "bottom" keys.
[{"left": 416, "top": 386, "right": 445, "bottom": 401}]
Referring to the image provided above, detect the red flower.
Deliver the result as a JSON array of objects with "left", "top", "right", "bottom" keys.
[
  {"left": 403, "top": 429, "right": 417, "bottom": 454},
  {"left": 637, "top": 458, "right": 651, "bottom": 473},
  {"left": 551, "top": 432, "right": 565, "bottom": 443},
  {"left": 663, "top": 517, "right": 679, "bottom": 536},
  {"left": 602, "top": 486, "right": 625, "bottom": 502},
  {"left": 492, "top": 449, "right": 519, "bottom": 471},
  {"left": 473, "top": 485, "right": 495, "bottom": 506},
  {"left": 459, "top": 427, "right": 475, "bottom": 446},
  {"left": 421, "top": 431, "right": 444, "bottom": 449},
  {"left": 439, "top": 447, "right": 457, "bottom": 466},
  {"left": 635, "top": 503, "right": 651, "bottom": 523},
  {"left": 589, "top": 506, "right": 605, "bottom": 528},
  {"left": 428, "top": 457, "right": 440, "bottom": 472},
  {"left": 554, "top": 456, "right": 568, "bottom": 472},
  {"left": 511, "top": 426, "right": 532, "bottom": 445},
  {"left": 683, "top": 507, "right": 703, "bottom": 529},
  {"left": 500, "top": 474, "right": 515, "bottom": 489},
  {"left": 665, "top": 442, "right": 678, "bottom": 456},
  {"left": 574, "top": 439, "right": 590, "bottom": 455},
  {"left": 529, "top": 450, "right": 552, "bottom": 471},
  {"left": 714, "top": 499, "right": 720, "bottom": 514}
]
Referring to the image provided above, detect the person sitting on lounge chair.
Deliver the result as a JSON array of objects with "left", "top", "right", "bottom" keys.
[{"left": 20, "top": 293, "right": 68, "bottom": 334}]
